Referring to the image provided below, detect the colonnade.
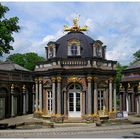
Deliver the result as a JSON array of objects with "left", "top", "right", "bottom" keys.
[
  {"left": 119, "top": 84, "right": 140, "bottom": 114},
  {"left": 10, "top": 84, "right": 31, "bottom": 117},
  {"left": 35, "top": 76, "right": 117, "bottom": 116}
]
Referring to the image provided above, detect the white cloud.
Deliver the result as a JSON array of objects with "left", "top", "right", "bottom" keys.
[
  {"left": 2, "top": 2, "right": 140, "bottom": 65},
  {"left": 42, "top": 30, "right": 65, "bottom": 44}
]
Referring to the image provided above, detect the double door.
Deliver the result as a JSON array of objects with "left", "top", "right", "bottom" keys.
[{"left": 68, "top": 92, "right": 81, "bottom": 117}]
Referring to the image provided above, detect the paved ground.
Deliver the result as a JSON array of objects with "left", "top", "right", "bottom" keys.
[
  {"left": 0, "top": 114, "right": 46, "bottom": 125},
  {"left": 0, "top": 114, "right": 140, "bottom": 138},
  {"left": 0, "top": 124, "right": 140, "bottom": 138}
]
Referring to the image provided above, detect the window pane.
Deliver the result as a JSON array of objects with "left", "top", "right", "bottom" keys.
[
  {"left": 76, "top": 93, "right": 80, "bottom": 111},
  {"left": 75, "top": 84, "right": 81, "bottom": 90},
  {"left": 69, "top": 93, "right": 74, "bottom": 111},
  {"left": 69, "top": 93, "right": 73, "bottom": 98},
  {"left": 71, "top": 44, "right": 77, "bottom": 55},
  {"left": 69, "top": 85, "right": 74, "bottom": 89}
]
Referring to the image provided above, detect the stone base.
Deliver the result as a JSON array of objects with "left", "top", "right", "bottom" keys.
[
  {"left": 33, "top": 111, "right": 43, "bottom": 118},
  {"left": 109, "top": 112, "right": 116, "bottom": 119}
]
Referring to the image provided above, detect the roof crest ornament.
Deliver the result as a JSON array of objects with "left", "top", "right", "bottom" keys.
[{"left": 64, "top": 16, "right": 88, "bottom": 32}]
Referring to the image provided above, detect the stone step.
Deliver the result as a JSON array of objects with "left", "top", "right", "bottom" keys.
[{"left": 64, "top": 117, "right": 83, "bottom": 123}]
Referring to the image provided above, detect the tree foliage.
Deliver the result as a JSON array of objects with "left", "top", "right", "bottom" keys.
[
  {"left": 132, "top": 49, "right": 140, "bottom": 63},
  {"left": 7, "top": 52, "right": 45, "bottom": 70},
  {"left": 115, "top": 63, "right": 127, "bottom": 94},
  {"left": 0, "top": 3, "right": 20, "bottom": 56}
]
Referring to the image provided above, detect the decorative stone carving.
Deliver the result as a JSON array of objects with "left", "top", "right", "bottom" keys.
[
  {"left": 93, "top": 76, "right": 98, "bottom": 81},
  {"left": 87, "top": 76, "right": 92, "bottom": 82},
  {"left": 57, "top": 76, "right": 62, "bottom": 82},
  {"left": 51, "top": 77, "right": 56, "bottom": 83}
]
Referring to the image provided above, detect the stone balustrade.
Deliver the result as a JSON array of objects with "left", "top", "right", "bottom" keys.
[{"left": 35, "top": 59, "right": 117, "bottom": 71}]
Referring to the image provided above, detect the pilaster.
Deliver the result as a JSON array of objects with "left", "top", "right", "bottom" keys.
[
  {"left": 39, "top": 77, "right": 43, "bottom": 112},
  {"left": 109, "top": 78, "right": 113, "bottom": 112},
  {"left": 57, "top": 76, "right": 62, "bottom": 114},
  {"left": 22, "top": 85, "right": 26, "bottom": 115},
  {"left": 51, "top": 77, "right": 56, "bottom": 114},
  {"left": 113, "top": 82, "right": 117, "bottom": 112},
  {"left": 35, "top": 78, "right": 39, "bottom": 112},
  {"left": 93, "top": 77, "right": 98, "bottom": 114},
  {"left": 11, "top": 84, "right": 14, "bottom": 117},
  {"left": 87, "top": 76, "right": 92, "bottom": 114}
]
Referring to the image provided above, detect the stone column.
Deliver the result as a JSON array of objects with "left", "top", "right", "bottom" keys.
[
  {"left": 22, "top": 85, "right": 26, "bottom": 115},
  {"left": 93, "top": 77, "right": 98, "bottom": 114},
  {"left": 54, "top": 46, "right": 56, "bottom": 57},
  {"left": 51, "top": 77, "right": 56, "bottom": 114},
  {"left": 64, "top": 91, "right": 67, "bottom": 116},
  {"left": 87, "top": 76, "right": 92, "bottom": 114},
  {"left": 126, "top": 93, "right": 129, "bottom": 112},
  {"left": 32, "top": 85, "right": 35, "bottom": 112},
  {"left": 26, "top": 92, "right": 28, "bottom": 113},
  {"left": 35, "top": 79, "right": 39, "bottom": 112},
  {"left": 39, "top": 78, "right": 43, "bottom": 112},
  {"left": 109, "top": 78, "right": 113, "bottom": 112},
  {"left": 82, "top": 91, "right": 86, "bottom": 115},
  {"left": 136, "top": 96, "right": 139, "bottom": 114},
  {"left": 93, "top": 46, "right": 96, "bottom": 56},
  {"left": 113, "top": 82, "right": 117, "bottom": 112},
  {"left": 11, "top": 84, "right": 14, "bottom": 117},
  {"left": 131, "top": 93, "right": 135, "bottom": 112},
  {"left": 32, "top": 93, "right": 35, "bottom": 112},
  {"left": 57, "top": 76, "right": 62, "bottom": 114},
  {"left": 119, "top": 93, "right": 122, "bottom": 111},
  {"left": 45, "top": 90, "right": 48, "bottom": 114},
  {"left": 123, "top": 93, "right": 126, "bottom": 110},
  {"left": 128, "top": 94, "right": 131, "bottom": 113}
]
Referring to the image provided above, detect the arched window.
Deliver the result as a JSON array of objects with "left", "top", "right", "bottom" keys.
[
  {"left": 68, "top": 83, "right": 82, "bottom": 91},
  {"left": 71, "top": 43, "right": 78, "bottom": 56}
]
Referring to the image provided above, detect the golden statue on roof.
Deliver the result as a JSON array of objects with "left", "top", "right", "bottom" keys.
[{"left": 64, "top": 16, "right": 88, "bottom": 32}]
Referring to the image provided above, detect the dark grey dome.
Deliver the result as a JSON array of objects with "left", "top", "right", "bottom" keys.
[{"left": 56, "top": 32, "right": 95, "bottom": 58}]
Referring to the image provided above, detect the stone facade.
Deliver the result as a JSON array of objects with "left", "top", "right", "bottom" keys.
[
  {"left": 120, "top": 60, "right": 140, "bottom": 115},
  {"left": 0, "top": 61, "right": 34, "bottom": 119},
  {"left": 34, "top": 19, "right": 117, "bottom": 118}
]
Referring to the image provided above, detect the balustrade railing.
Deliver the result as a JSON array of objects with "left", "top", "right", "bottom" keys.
[{"left": 35, "top": 59, "right": 116, "bottom": 70}]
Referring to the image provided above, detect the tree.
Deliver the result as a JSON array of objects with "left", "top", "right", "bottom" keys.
[
  {"left": 0, "top": 3, "right": 20, "bottom": 56},
  {"left": 7, "top": 52, "right": 45, "bottom": 70},
  {"left": 131, "top": 49, "right": 140, "bottom": 64},
  {"left": 115, "top": 63, "right": 127, "bottom": 94},
  {"left": 115, "top": 63, "right": 127, "bottom": 106}
]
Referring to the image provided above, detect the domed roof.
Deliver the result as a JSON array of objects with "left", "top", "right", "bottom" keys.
[{"left": 56, "top": 31, "right": 95, "bottom": 58}]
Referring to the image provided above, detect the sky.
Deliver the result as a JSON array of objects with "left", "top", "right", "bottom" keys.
[{"left": 1, "top": 2, "right": 140, "bottom": 65}]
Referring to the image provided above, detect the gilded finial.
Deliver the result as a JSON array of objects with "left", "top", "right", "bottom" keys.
[
  {"left": 73, "top": 17, "right": 79, "bottom": 27},
  {"left": 64, "top": 16, "right": 88, "bottom": 32}
]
